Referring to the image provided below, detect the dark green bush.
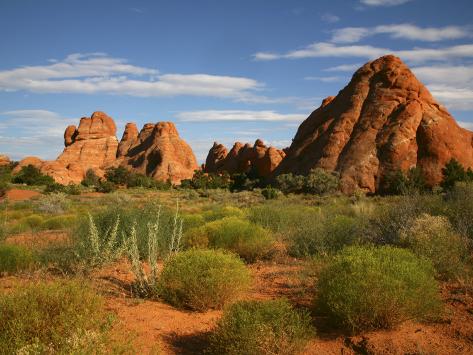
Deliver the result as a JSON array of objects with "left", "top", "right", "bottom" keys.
[
  {"left": 95, "top": 180, "right": 116, "bottom": 193},
  {"left": 276, "top": 173, "right": 306, "bottom": 194},
  {"left": 181, "top": 170, "right": 231, "bottom": 190},
  {"left": 159, "top": 249, "right": 251, "bottom": 311},
  {"left": 399, "top": 214, "right": 469, "bottom": 280},
  {"left": 81, "top": 169, "right": 100, "bottom": 187},
  {"left": 184, "top": 217, "right": 274, "bottom": 262},
  {"left": 261, "top": 185, "right": 279, "bottom": 200},
  {"left": 316, "top": 246, "right": 442, "bottom": 332},
  {"left": 208, "top": 299, "right": 313, "bottom": 355},
  {"left": 12, "top": 165, "right": 54, "bottom": 186},
  {"left": 0, "top": 244, "right": 35, "bottom": 273},
  {"left": 0, "top": 280, "right": 112, "bottom": 353},
  {"left": 382, "top": 167, "right": 428, "bottom": 195},
  {"left": 305, "top": 168, "right": 340, "bottom": 195},
  {"left": 441, "top": 158, "right": 473, "bottom": 191}
]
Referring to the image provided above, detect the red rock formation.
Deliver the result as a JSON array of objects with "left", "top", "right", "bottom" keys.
[
  {"left": 275, "top": 55, "right": 473, "bottom": 193},
  {"left": 0, "top": 155, "right": 10, "bottom": 167},
  {"left": 204, "top": 140, "right": 286, "bottom": 177},
  {"left": 117, "top": 122, "right": 198, "bottom": 183},
  {"left": 117, "top": 123, "right": 139, "bottom": 157}
]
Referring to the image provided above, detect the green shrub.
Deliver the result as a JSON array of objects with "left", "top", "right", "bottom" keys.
[
  {"left": 41, "top": 215, "right": 76, "bottom": 230},
  {"left": 181, "top": 170, "right": 231, "bottom": 190},
  {"left": 305, "top": 168, "right": 340, "bottom": 195},
  {"left": 12, "top": 165, "right": 54, "bottom": 186},
  {"left": 399, "top": 214, "right": 468, "bottom": 280},
  {"left": 261, "top": 185, "right": 279, "bottom": 200},
  {"left": 105, "top": 166, "right": 130, "bottom": 185},
  {"left": 202, "top": 205, "right": 245, "bottom": 222},
  {"left": 316, "top": 246, "right": 441, "bottom": 332},
  {"left": 81, "top": 169, "right": 100, "bottom": 187},
  {"left": 95, "top": 180, "right": 116, "bottom": 193},
  {"left": 159, "top": 249, "right": 250, "bottom": 311},
  {"left": 35, "top": 192, "right": 70, "bottom": 214},
  {"left": 208, "top": 299, "right": 313, "bottom": 355},
  {"left": 22, "top": 214, "right": 44, "bottom": 229},
  {"left": 443, "top": 182, "right": 473, "bottom": 240},
  {"left": 276, "top": 173, "right": 306, "bottom": 194},
  {"left": 383, "top": 167, "right": 428, "bottom": 195},
  {"left": 0, "top": 244, "right": 35, "bottom": 273},
  {"left": 441, "top": 158, "right": 473, "bottom": 190},
  {"left": 0, "top": 280, "right": 112, "bottom": 354},
  {"left": 184, "top": 217, "right": 274, "bottom": 262}
]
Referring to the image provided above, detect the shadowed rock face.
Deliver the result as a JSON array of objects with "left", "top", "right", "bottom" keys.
[
  {"left": 275, "top": 55, "right": 473, "bottom": 193},
  {"left": 116, "top": 122, "right": 198, "bottom": 183},
  {"left": 204, "top": 140, "right": 286, "bottom": 178}
]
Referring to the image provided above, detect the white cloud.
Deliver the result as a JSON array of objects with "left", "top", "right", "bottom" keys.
[
  {"left": 254, "top": 42, "right": 473, "bottom": 63},
  {"left": 458, "top": 121, "right": 473, "bottom": 130},
  {"left": 331, "top": 24, "right": 471, "bottom": 43},
  {"left": 304, "top": 76, "right": 344, "bottom": 82},
  {"left": 360, "top": 0, "right": 413, "bottom": 6},
  {"left": 0, "top": 53, "right": 263, "bottom": 100},
  {"left": 321, "top": 13, "right": 340, "bottom": 23},
  {"left": 175, "top": 110, "right": 306, "bottom": 122},
  {"left": 324, "top": 63, "right": 363, "bottom": 72},
  {"left": 0, "top": 110, "right": 76, "bottom": 160}
]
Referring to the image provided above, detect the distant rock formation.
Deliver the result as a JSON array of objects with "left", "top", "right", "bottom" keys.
[
  {"left": 0, "top": 155, "right": 10, "bottom": 167},
  {"left": 116, "top": 122, "right": 198, "bottom": 183},
  {"left": 204, "top": 139, "right": 286, "bottom": 178},
  {"left": 14, "top": 113, "right": 197, "bottom": 185},
  {"left": 15, "top": 111, "right": 119, "bottom": 184},
  {"left": 275, "top": 55, "right": 473, "bottom": 193}
]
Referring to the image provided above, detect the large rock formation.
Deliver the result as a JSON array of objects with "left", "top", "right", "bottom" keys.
[
  {"left": 14, "top": 112, "right": 119, "bottom": 184},
  {"left": 116, "top": 122, "right": 198, "bottom": 183},
  {"left": 204, "top": 139, "right": 286, "bottom": 178},
  {"left": 275, "top": 55, "right": 473, "bottom": 193}
]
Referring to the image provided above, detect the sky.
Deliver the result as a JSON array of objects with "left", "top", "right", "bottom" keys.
[{"left": 1, "top": 0, "right": 473, "bottom": 163}]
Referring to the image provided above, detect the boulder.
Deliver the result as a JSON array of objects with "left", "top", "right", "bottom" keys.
[{"left": 275, "top": 55, "right": 473, "bottom": 193}]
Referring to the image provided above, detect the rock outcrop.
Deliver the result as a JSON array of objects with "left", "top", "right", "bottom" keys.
[
  {"left": 0, "top": 155, "right": 10, "bottom": 167},
  {"left": 204, "top": 139, "right": 286, "bottom": 177},
  {"left": 275, "top": 55, "right": 473, "bottom": 193},
  {"left": 116, "top": 122, "right": 198, "bottom": 183}
]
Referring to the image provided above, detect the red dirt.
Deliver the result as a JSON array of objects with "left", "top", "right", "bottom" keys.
[
  {"left": 3, "top": 188, "right": 41, "bottom": 201},
  {"left": 5, "top": 230, "right": 69, "bottom": 249}
]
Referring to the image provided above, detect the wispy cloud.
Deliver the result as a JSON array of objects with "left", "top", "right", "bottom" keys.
[
  {"left": 175, "top": 110, "right": 306, "bottom": 122},
  {"left": 360, "top": 0, "right": 413, "bottom": 6},
  {"left": 321, "top": 13, "right": 340, "bottom": 23},
  {"left": 0, "top": 110, "right": 76, "bottom": 160},
  {"left": 331, "top": 24, "right": 471, "bottom": 43},
  {"left": 254, "top": 43, "right": 473, "bottom": 63},
  {"left": 0, "top": 53, "right": 263, "bottom": 100},
  {"left": 304, "top": 76, "right": 344, "bottom": 82},
  {"left": 324, "top": 63, "right": 363, "bottom": 72}
]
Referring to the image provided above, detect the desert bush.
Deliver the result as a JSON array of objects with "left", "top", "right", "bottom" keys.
[
  {"left": 276, "top": 173, "right": 306, "bottom": 194},
  {"left": 261, "top": 185, "right": 279, "bottom": 200},
  {"left": 202, "top": 205, "right": 245, "bottom": 222},
  {"left": 184, "top": 217, "right": 274, "bottom": 262},
  {"left": 0, "top": 280, "right": 113, "bottom": 354},
  {"left": 382, "top": 167, "right": 428, "bottom": 195},
  {"left": 81, "top": 168, "right": 100, "bottom": 187},
  {"left": 0, "top": 244, "right": 35, "bottom": 273},
  {"left": 316, "top": 246, "right": 441, "bottom": 332},
  {"left": 443, "top": 182, "right": 473, "bottom": 240},
  {"left": 95, "top": 180, "right": 116, "bottom": 193},
  {"left": 181, "top": 170, "right": 231, "bottom": 190},
  {"left": 35, "top": 192, "right": 70, "bottom": 214},
  {"left": 159, "top": 249, "right": 250, "bottom": 311},
  {"left": 105, "top": 166, "right": 130, "bottom": 185},
  {"left": 41, "top": 215, "right": 76, "bottom": 230},
  {"left": 399, "top": 214, "right": 469, "bottom": 280},
  {"left": 208, "top": 298, "right": 313, "bottom": 355},
  {"left": 230, "top": 172, "right": 261, "bottom": 192},
  {"left": 305, "top": 168, "right": 340, "bottom": 195},
  {"left": 12, "top": 165, "right": 54, "bottom": 186}
]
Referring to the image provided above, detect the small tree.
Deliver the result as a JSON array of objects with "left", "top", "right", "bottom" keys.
[
  {"left": 383, "top": 167, "right": 427, "bottom": 195},
  {"left": 441, "top": 159, "right": 470, "bottom": 190},
  {"left": 104, "top": 167, "right": 130, "bottom": 186},
  {"left": 81, "top": 169, "right": 100, "bottom": 187},
  {"left": 12, "top": 165, "right": 54, "bottom": 186},
  {"left": 276, "top": 173, "right": 305, "bottom": 194}
]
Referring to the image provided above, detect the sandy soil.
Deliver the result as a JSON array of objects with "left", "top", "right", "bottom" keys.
[
  {"left": 2, "top": 232, "right": 473, "bottom": 354},
  {"left": 3, "top": 188, "right": 41, "bottom": 201}
]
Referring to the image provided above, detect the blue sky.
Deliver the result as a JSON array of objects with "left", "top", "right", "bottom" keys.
[{"left": 1, "top": 0, "right": 473, "bottom": 162}]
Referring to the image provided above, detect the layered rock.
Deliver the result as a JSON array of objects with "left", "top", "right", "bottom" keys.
[
  {"left": 116, "top": 122, "right": 198, "bottom": 183},
  {"left": 204, "top": 139, "right": 286, "bottom": 177},
  {"left": 275, "top": 55, "right": 473, "bottom": 193}
]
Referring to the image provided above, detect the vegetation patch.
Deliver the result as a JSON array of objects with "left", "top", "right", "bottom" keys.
[
  {"left": 0, "top": 244, "right": 35, "bottom": 273},
  {"left": 159, "top": 249, "right": 251, "bottom": 311},
  {"left": 316, "top": 245, "right": 442, "bottom": 332},
  {"left": 208, "top": 298, "right": 313, "bottom": 355}
]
